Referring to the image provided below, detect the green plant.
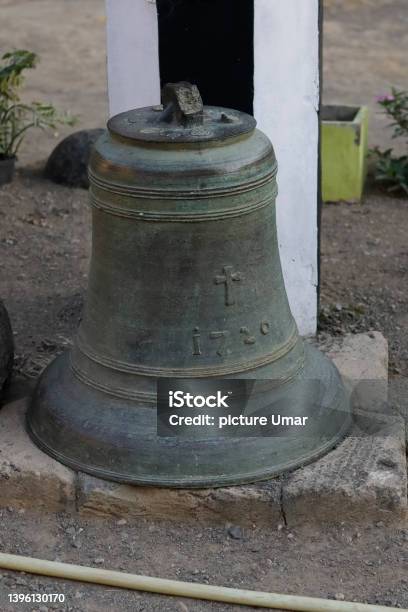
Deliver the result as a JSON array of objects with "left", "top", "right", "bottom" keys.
[
  {"left": 370, "top": 88, "right": 408, "bottom": 195},
  {"left": 0, "top": 49, "right": 75, "bottom": 159}
]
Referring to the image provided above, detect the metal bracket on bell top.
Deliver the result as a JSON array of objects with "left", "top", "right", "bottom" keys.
[{"left": 160, "top": 82, "right": 204, "bottom": 127}]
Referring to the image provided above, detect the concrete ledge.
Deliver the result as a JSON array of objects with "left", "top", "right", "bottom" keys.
[
  {"left": 282, "top": 420, "right": 407, "bottom": 526},
  {"left": 327, "top": 331, "right": 388, "bottom": 381},
  {"left": 326, "top": 331, "right": 389, "bottom": 409},
  {"left": 0, "top": 399, "right": 76, "bottom": 512},
  {"left": 77, "top": 474, "right": 282, "bottom": 526},
  {"left": 0, "top": 333, "right": 406, "bottom": 526}
]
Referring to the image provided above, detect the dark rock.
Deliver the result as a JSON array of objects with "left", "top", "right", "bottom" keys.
[
  {"left": 227, "top": 524, "right": 243, "bottom": 540},
  {"left": 45, "top": 129, "right": 105, "bottom": 189},
  {"left": 0, "top": 156, "right": 16, "bottom": 186},
  {"left": 0, "top": 300, "right": 13, "bottom": 397}
]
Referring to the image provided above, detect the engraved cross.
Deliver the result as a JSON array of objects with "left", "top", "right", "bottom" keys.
[{"left": 214, "top": 265, "right": 243, "bottom": 306}]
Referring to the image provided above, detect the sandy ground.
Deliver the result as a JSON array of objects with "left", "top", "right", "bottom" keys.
[
  {"left": 0, "top": 511, "right": 407, "bottom": 612},
  {"left": 0, "top": 0, "right": 107, "bottom": 168},
  {"left": 323, "top": 0, "right": 408, "bottom": 154},
  {"left": 0, "top": 1, "right": 407, "bottom": 611}
]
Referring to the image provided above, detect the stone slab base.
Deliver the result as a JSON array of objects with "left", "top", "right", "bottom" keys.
[
  {"left": 0, "top": 333, "right": 406, "bottom": 527},
  {"left": 0, "top": 399, "right": 75, "bottom": 513}
]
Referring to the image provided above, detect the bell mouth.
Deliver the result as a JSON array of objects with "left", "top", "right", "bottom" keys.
[{"left": 26, "top": 342, "right": 351, "bottom": 488}]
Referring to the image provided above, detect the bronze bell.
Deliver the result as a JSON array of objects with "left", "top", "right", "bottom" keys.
[{"left": 28, "top": 82, "right": 350, "bottom": 487}]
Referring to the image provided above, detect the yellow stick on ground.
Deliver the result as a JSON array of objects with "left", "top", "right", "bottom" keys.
[{"left": 0, "top": 552, "right": 405, "bottom": 612}]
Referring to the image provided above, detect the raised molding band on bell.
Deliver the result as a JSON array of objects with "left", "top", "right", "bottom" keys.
[
  {"left": 88, "top": 163, "right": 277, "bottom": 199},
  {"left": 72, "top": 323, "right": 302, "bottom": 379},
  {"left": 89, "top": 191, "right": 278, "bottom": 222}
]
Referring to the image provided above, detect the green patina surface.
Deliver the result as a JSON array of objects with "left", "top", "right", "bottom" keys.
[
  {"left": 321, "top": 105, "right": 369, "bottom": 203},
  {"left": 28, "top": 84, "right": 350, "bottom": 487}
]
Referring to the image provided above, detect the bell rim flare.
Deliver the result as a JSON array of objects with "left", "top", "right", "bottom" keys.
[{"left": 27, "top": 343, "right": 351, "bottom": 488}]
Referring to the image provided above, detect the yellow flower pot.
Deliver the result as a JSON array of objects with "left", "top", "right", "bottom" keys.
[{"left": 321, "top": 105, "right": 369, "bottom": 203}]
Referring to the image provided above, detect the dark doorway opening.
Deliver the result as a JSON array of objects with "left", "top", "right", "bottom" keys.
[{"left": 157, "top": 0, "right": 254, "bottom": 114}]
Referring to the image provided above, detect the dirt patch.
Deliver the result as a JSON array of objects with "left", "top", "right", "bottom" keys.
[
  {"left": 0, "top": 510, "right": 407, "bottom": 611},
  {"left": 323, "top": 0, "right": 408, "bottom": 154},
  {"left": 319, "top": 191, "right": 408, "bottom": 377},
  {"left": 0, "top": 169, "right": 89, "bottom": 381}
]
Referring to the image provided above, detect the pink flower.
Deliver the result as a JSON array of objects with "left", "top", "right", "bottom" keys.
[{"left": 376, "top": 94, "right": 395, "bottom": 103}]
